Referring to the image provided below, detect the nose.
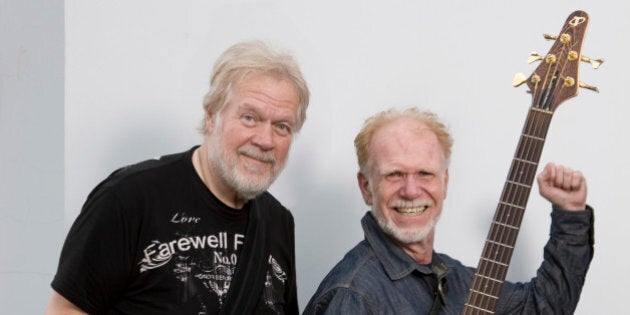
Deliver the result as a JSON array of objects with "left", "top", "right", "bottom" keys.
[
  {"left": 251, "top": 123, "right": 274, "bottom": 151},
  {"left": 400, "top": 175, "right": 422, "bottom": 199}
]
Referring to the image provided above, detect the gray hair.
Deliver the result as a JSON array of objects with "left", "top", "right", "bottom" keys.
[{"left": 199, "top": 40, "right": 310, "bottom": 133}]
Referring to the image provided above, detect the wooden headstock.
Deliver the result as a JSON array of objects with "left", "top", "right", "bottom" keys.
[{"left": 513, "top": 10, "right": 602, "bottom": 112}]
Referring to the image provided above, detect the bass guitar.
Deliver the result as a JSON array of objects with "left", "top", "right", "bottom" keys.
[{"left": 462, "top": 10, "right": 602, "bottom": 315}]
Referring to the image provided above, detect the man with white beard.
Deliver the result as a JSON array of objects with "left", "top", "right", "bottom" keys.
[
  {"left": 304, "top": 107, "right": 593, "bottom": 314},
  {"left": 47, "top": 41, "right": 309, "bottom": 315}
]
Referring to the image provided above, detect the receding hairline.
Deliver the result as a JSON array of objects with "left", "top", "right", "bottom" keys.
[{"left": 354, "top": 107, "right": 453, "bottom": 176}]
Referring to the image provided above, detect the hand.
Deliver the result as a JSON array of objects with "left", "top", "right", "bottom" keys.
[{"left": 537, "top": 162, "right": 587, "bottom": 211}]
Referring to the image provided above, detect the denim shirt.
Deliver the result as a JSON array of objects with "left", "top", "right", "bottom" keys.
[{"left": 304, "top": 208, "right": 593, "bottom": 315}]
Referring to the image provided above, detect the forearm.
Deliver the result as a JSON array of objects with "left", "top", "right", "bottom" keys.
[
  {"left": 45, "top": 291, "right": 88, "bottom": 315},
  {"left": 499, "top": 207, "right": 594, "bottom": 314}
]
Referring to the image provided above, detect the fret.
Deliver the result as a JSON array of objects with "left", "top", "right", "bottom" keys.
[
  {"left": 494, "top": 204, "right": 526, "bottom": 226},
  {"left": 507, "top": 160, "right": 538, "bottom": 184},
  {"left": 513, "top": 157, "right": 538, "bottom": 166},
  {"left": 498, "top": 201, "right": 525, "bottom": 210},
  {"left": 499, "top": 183, "right": 531, "bottom": 209},
  {"left": 481, "top": 245, "right": 513, "bottom": 274},
  {"left": 521, "top": 133, "right": 545, "bottom": 142},
  {"left": 515, "top": 151, "right": 539, "bottom": 164},
  {"left": 468, "top": 289, "right": 499, "bottom": 300},
  {"left": 476, "top": 261, "right": 509, "bottom": 279},
  {"left": 486, "top": 235, "right": 517, "bottom": 257},
  {"left": 463, "top": 303, "right": 496, "bottom": 314},
  {"left": 505, "top": 180, "right": 531, "bottom": 189},
  {"left": 492, "top": 221, "right": 519, "bottom": 230},
  {"left": 481, "top": 257, "right": 508, "bottom": 267},
  {"left": 472, "top": 269, "right": 506, "bottom": 297},
  {"left": 474, "top": 273, "right": 505, "bottom": 284},
  {"left": 483, "top": 239, "right": 514, "bottom": 259},
  {"left": 522, "top": 116, "right": 551, "bottom": 139},
  {"left": 486, "top": 239, "right": 514, "bottom": 249},
  {"left": 463, "top": 10, "right": 591, "bottom": 314}
]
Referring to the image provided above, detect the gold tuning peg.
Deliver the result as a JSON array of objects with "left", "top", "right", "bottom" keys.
[
  {"left": 528, "top": 52, "right": 544, "bottom": 64},
  {"left": 579, "top": 82, "right": 600, "bottom": 93},
  {"left": 543, "top": 33, "right": 557, "bottom": 40},
  {"left": 513, "top": 73, "right": 528, "bottom": 87},
  {"left": 581, "top": 56, "right": 604, "bottom": 69}
]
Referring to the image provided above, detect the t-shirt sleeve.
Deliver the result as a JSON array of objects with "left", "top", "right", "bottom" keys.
[{"left": 51, "top": 189, "right": 137, "bottom": 313}]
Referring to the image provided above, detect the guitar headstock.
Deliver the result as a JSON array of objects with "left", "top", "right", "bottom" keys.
[{"left": 513, "top": 10, "right": 603, "bottom": 112}]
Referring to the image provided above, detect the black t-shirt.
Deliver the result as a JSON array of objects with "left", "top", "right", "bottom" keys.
[{"left": 51, "top": 147, "right": 298, "bottom": 314}]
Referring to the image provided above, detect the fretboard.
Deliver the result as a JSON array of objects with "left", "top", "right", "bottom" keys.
[{"left": 462, "top": 107, "right": 553, "bottom": 314}]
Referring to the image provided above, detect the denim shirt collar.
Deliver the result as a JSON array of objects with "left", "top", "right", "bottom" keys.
[{"left": 361, "top": 211, "right": 444, "bottom": 281}]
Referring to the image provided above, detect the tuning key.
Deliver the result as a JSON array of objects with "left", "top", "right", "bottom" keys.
[
  {"left": 528, "top": 52, "right": 544, "bottom": 64},
  {"left": 512, "top": 73, "right": 528, "bottom": 87},
  {"left": 543, "top": 33, "right": 557, "bottom": 41},
  {"left": 581, "top": 56, "right": 604, "bottom": 69},
  {"left": 579, "top": 82, "right": 600, "bottom": 93}
]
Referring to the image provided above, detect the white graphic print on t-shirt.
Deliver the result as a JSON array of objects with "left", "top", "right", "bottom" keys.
[
  {"left": 138, "top": 232, "right": 287, "bottom": 310},
  {"left": 139, "top": 231, "right": 243, "bottom": 306}
]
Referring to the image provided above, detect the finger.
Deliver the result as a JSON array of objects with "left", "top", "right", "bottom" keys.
[
  {"left": 570, "top": 170, "right": 584, "bottom": 191},
  {"left": 562, "top": 166, "right": 576, "bottom": 191},
  {"left": 538, "top": 162, "right": 554, "bottom": 184},
  {"left": 553, "top": 164, "right": 566, "bottom": 188}
]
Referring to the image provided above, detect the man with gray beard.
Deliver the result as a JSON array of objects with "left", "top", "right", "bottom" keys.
[
  {"left": 304, "top": 107, "right": 593, "bottom": 314},
  {"left": 47, "top": 41, "right": 309, "bottom": 315}
]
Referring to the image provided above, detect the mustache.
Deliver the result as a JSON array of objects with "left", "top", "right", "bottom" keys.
[{"left": 238, "top": 145, "right": 276, "bottom": 164}]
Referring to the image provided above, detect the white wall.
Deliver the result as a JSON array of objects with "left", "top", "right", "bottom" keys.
[
  {"left": 0, "top": 0, "right": 64, "bottom": 314},
  {"left": 4, "top": 1, "right": 625, "bottom": 313}
]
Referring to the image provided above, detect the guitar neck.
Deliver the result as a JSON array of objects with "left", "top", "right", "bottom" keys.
[
  {"left": 460, "top": 9, "right": 595, "bottom": 314},
  {"left": 462, "top": 107, "right": 553, "bottom": 314}
]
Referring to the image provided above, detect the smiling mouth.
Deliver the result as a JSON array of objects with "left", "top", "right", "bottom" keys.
[
  {"left": 239, "top": 147, "right": 275, "bottom": 165},
  {"left": 244, "top": 154, "right": 271, "bottom": 165},
  {"left": 395, "top": 206, "right": 427, "bottom": 215}
]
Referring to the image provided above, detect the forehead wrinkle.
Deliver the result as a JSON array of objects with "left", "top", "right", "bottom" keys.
[
  {"left": 369, "top": 121, "right": 446, "bottom": 173},
  {"left": 232, "top": 77, "right": 299, "bottom": 125},
  {"left": 241, "top": 88, "right": 298, "bottom": 106},
  {"left": 234, "top": 74, "right": 298, "bottom": 105}
]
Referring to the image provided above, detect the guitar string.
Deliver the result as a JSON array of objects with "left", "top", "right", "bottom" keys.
[
  {"left": 472, "top": 48, "right": 561, "bottom": 312},
  {"left": 466, "top": 21, "right": 577, "bottom": 313}
]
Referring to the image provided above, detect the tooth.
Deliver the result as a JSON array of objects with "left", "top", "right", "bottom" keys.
[{"left": 398, "top": 206, "right": 426, "bottom": 214}]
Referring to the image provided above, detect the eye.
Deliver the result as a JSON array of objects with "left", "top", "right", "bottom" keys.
[
  {"left": 417, "top": 171, "right": 436, "bottom": 180},
  {"left": 385, "top": 171, "right": 405, "bottom": 181},
  {"left": 275, "top": 123, "right": 292, "bottom": 136},
  {"left": 241, "top": 114, "right": 257, "bottom": 126}
]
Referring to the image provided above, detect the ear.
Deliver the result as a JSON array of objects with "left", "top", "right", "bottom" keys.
[
  {"left": 205, "top": 111, "right": 216, "bottom": 134},
  {"left": 443, "top": 168, "right": 449, "bottom": 199},
  {"left": 357, "top": 172, "right": 373, "bottom": 206}
]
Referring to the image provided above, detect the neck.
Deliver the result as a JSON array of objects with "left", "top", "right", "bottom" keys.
[
  {"left": 395, "top": 232, "right": 435, "bottom": 265},
  {"left": 194, "top": 145, "right": 247, "bottom": 209}
]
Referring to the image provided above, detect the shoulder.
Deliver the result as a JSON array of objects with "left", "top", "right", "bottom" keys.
[
  {"left": 86, "top": 149, "right": 192, "bottom": 201},
  {"left": 303, "top": 285, "right": 378, "bottom": 315},
  {"left": 434, "top": 251, "right": 476, "bottom": 281},
  {"left": 320, "top": 241, "right": 379, "bottom": 287},
  {"left": 102, "top": 149, "right": 190, "bottom": 187},
  {"left": 253, "top": 192, "right": 294, "bottom": 222},
  {"left": 305, "top": 241, "right": 383, "bottom": 311}
]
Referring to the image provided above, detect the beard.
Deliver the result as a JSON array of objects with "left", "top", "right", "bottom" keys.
[
  {"left": 205, "top": 128, "right": 284, "bottom": 201},
  {"left": 372, "top": 206, "right": 440, "bottom": 244}
]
